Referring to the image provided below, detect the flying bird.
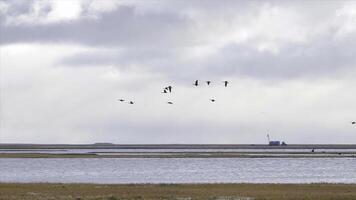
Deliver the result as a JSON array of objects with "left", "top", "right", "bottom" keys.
[
  {"left": 206, "top": 81, "right": 211, "bottom": 85},
  {"left": 129, "top": 101, "right": 134, "bottom": 104},
  {"left": 210, "top": 99, "right": 216, "bottom": 102},
  {"left": 118, "top": 99, "right": 125, "bottom": 102},
  {"left": 223, "top": 81, "right": 229, "bottom": 87},
  {"left": 352, "top": 121, "right": 356, "bottom": 125},
  {"left": 167, "top": 102, "right": 173, "bottom": 104},
  {"left": 194, "top": 80, "right": 199, "bottom": 86}
]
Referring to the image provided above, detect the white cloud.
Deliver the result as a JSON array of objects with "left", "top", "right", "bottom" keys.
[
  {"left": 334, "top": 2, "right": 356, "bottom": 37},
  {"left": 46, "top": 0, "right": 82, "bottom": 22}
]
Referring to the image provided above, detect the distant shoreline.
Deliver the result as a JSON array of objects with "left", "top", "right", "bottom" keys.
[{"left": 2, "top": 143, "right": 356, "bottom": 149}]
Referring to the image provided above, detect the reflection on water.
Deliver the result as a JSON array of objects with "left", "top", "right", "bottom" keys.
[{"left": 1, "top": 158, "right": 355, "bottom": 184}]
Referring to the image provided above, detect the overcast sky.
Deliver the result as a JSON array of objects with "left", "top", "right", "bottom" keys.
[{"left": 1, "top": 0, "right": 356, "bottom": 144}]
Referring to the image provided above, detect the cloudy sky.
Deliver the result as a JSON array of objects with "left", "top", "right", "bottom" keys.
[{"left": 1, "top": 0, "right": 356, "bottom": 144}]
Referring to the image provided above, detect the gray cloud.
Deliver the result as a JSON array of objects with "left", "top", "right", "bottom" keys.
[
  {"left": 61, "top": 35, "right": 356, "bottom": 80},
  {"left": 0, "top": 0, "right": 34, "bottom": 16},
  {"left": 1, "top": 4, "right": 190, "bottom": 47},
  {"left": 4, "top": 0, "right": 352, "bottom": 80},
  {"left": 202, "top": 36, "right": 356, "bottom": 79}
]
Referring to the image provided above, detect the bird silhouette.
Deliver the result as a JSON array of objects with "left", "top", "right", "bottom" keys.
[
  {"left": 223, "top": 81, "right": 229, "bottom": 87},
  {"left": 210, "top": 99, "right": 216, "bottom": 102},
  {"left": 118, "top": 99, "right": 125, "bottom": 102},
  {"left": 352, "top": 121, "right": 356, "bottom": 125},
  {"left": 194, "top": 80, "right": 199, "bottom": 86},
  {"left": 206, "top": 81, "right": 211, "bottom": 85},
  {"left": 167, "top": 86, "right": 172, "bottom": 93},
  {"left": 162, "top": 89, "right": 168, "bottom": 93},
  {"left": 129, "top": 101, "right": 134, "bottom": 104},
  {"left": 167, "top": 102, "right": 173, "bottom": 104}
]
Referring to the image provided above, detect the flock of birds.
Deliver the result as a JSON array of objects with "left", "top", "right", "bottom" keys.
[
  {"left": 117, "top": 80, "right": 229, "bottom": 105},
  {"left": 117, "top": 80, "right": 356, "bottom": 127}
]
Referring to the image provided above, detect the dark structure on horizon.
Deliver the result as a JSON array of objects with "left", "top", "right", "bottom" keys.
[{"left": 267, "top": 134, "right": 287, "bottom": 146}]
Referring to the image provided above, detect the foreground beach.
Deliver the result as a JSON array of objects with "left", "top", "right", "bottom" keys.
[{"left": 1, "top": 183, "right": 356, "bottom": 200}]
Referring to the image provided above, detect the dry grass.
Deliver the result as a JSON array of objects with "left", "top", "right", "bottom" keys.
[{"left": 1, "top": 183, "right": 356, "bottom": 200}]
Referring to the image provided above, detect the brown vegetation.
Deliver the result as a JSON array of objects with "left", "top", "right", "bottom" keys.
[{"left": 1, "top": 183, "right": 356, "bottom": 200}]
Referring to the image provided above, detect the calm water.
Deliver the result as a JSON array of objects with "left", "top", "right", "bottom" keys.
[
  {"left": 1, "top": 148, "right": 356, "bottom": 154},
  {"left": 1, "top": 158, "right": 356, "bottom": 184}
]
